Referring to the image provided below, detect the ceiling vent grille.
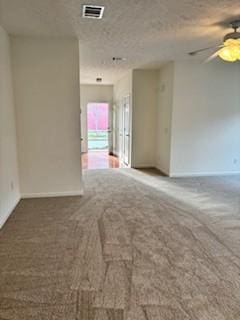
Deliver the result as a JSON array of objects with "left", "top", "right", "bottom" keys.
[{"left": 82, "top": 5, "right": 105, "bottom": 19}]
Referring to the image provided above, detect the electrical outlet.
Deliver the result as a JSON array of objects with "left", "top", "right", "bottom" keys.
[
  {"left": 233, "top": 158, "right": 238, "bottom": 164},
  {"left": 10, "top": 181, "right": 14, "bottom": 190}
]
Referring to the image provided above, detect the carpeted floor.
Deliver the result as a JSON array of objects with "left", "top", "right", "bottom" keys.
[{"left": 1, "top": 169, "right": 240, "bottom": 319}]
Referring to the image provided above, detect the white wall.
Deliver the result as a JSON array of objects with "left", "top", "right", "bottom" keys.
[
  {"left": 0, "top": 26, "right": 20, "bottom": 228},
  {"left": 80, "top": 84, "right": 113, "bottom": 153},
  {"left": 156, "top": 62, "right": 174, "bottom": 175},
  {"left": 132, "top": 70, "right": 158, "bottom": 168},
  {"left": 113, "top": 70, "right": 159, "bottom": 167},
  {"left": 170, "top": 60, "right": 240, "bottom": 176},
  {"left": 113, "top": 71, "right": 133, "bottom": 102},
  {"left": 113, "top": 71, "right": 133, "bottom": 160},
  {"left": 11, "top": 37, "right": 82, "bottom": 197}
]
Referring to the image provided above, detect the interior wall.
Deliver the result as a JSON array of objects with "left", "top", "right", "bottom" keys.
[
  {"left": 132, "top": 69, "right": 158, "bottom": 168},
  {"left": 11, "top": 36, "right": 82, "bottom": 197},
  {"left": 0, "top": 26, "right": 20, "bottom": 228},
  {"left": 113, "top": 71, "right": 133, "bottom": 160},
  {"left": 80, "top": 84, "right": 113, "bottom": 153},
  {"left": 156, "top": 62, "right": 174, "bottom": 175},
  {"left": 170, "top": 60, "right": 240, "bottom": 176},
  {"left": 113, "top": 71, "right": 133, "bottom": 102}
]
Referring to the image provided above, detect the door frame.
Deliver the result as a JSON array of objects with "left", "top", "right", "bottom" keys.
[{"left": 119, "top": 94, "right": 132, "bottom": 167}]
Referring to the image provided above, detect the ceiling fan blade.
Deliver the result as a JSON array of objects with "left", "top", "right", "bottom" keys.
[
  {"left": 204, "top": 50, "right": 221, "bottom": 63},
  {"left": 188, "top": 44, "right": 223, "bottom": 56}
]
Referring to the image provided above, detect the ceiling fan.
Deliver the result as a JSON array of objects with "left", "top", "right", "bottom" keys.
[{"left": 189, "top": 20, "right": 240, "bottom": 62}]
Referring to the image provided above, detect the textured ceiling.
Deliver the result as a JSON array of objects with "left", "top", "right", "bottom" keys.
[{"left": 0, "top": 0, "right": 240, "bottom": 84}]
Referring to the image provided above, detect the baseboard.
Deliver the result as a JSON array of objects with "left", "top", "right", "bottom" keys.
[
  {"left": 169, "top": 171, "right": 240, "bottom": 178},
  {"left": 0, "top": 190, "right": 83, "bottom": 227},
  {"left": 0, "top": 196, "right": 21, "bottom": 229},
  {"left": 21, "top": 190, "right": 84, "bottom": 199}
]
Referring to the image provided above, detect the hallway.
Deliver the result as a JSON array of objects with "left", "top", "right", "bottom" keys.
[{"left": 82, "top": 151, "right": 120, "bottom": 169}]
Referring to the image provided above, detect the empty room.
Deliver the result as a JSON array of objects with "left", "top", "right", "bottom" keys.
[{"left": 0, "top": 1, "right": 240, "bottom": 319}]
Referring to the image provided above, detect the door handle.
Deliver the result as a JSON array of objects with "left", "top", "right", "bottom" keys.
[{"left": 126, "top": 134, "right": 130, "bottom": 137}]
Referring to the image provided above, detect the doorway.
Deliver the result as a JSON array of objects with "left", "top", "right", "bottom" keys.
[
  {"left": 87, "top": 102, "right": 109, "bottom": 152},
  {"left": 82, "top": 102, "right": 120, "bottom": 169}
]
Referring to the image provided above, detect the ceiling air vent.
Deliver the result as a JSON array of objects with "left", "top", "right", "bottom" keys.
[{"left": 82, "top": 5, "right": 105, "bottom": 19}]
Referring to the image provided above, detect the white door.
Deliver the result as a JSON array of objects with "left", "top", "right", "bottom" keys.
[
  {"left": 118, "top": 101, "right": 124, "bottom": 159},
  {"left": 123, "top": 96, "right": 130, "bottom": 166}
]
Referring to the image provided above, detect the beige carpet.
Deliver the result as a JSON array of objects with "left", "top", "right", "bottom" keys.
[{"left": 1, "top": 169, "right": 240, "bottom": 319}]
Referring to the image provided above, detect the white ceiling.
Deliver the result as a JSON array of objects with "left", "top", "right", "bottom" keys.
[{"left": 0, "top": 0, "right": 240, "bottom": 84}]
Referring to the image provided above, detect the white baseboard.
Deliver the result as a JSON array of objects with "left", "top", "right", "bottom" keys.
[
  {"left": 0, "top": 196, "right": 21, "bottom": 229},
  {"left": 21, "top": 190, "right": 84, "bottom": 199},
  {"left": 0, "top": 190, "right": 83, "bottom": 228},
  {"left": 169, "top": 171, "right": 240, "bottom": 178}
]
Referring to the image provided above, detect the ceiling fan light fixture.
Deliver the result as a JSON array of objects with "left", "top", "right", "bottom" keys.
[
  {"left": 189, "top": 20, "right": 240, "bottom": 62},
  {"left": 218, "top": 47, "right": 237, "bottom": 62},
  {"left": 218, "top": 39, "right": 240, "bottom": 62}
]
